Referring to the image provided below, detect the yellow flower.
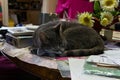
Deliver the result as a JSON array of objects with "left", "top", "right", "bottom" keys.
[
  {"left": 78, "top": 12, "right": 94, "bottom": 27},
  {"left": 100, "top": 0, "right": 118, "bottom": 11},
  {"left": 100, "top": 12, "right": 113, "bottom": 27},
  {"left": 100, "top": 18, "right": 109, "bottom": 26}
]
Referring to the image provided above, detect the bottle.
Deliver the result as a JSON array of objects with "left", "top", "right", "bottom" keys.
[{"left": 8, "top": 18, "right": 15, "bottom": 27}]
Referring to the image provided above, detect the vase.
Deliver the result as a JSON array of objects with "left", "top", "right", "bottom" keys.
[
  {"left": 92, "top": 20, "right": 114, "bottom": 41},
  {"left": 104, "top": 29, "right": 113, "bottom": 41}
]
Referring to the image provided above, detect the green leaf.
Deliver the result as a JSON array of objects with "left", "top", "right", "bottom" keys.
[
  {"left": 94, "top": 1, "right": 101, "bottom": 13},
  {"left": 93, "top": 1, "right": 102, "bottom": 18}
]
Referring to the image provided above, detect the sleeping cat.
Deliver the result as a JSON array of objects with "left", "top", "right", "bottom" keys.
[{"left": 31, "top": 21, "right": 104, "bottom": 57}]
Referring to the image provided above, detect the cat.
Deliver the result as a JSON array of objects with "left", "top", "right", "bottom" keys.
[{"left": 31, "top": 21, "right": 104, "bottom": 57}]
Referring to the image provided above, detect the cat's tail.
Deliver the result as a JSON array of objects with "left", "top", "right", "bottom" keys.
[{"left": 60, "top": 45, "right": 104, "bottom": 57}]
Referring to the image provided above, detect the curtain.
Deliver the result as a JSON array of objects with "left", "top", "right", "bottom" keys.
[{"left": 0, "top": 1, "right": 2, "bottom": 27}]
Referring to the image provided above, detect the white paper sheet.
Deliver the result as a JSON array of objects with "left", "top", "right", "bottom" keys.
[
  {"left": 68, "top": 58, "right": 119, "bottom": 80},
  {"left": 87, "top": 49, "right": 120, "bottom": 66}
]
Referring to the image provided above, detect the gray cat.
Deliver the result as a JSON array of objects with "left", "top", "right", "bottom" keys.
[{"left": 31, "top": 21, "right": 104, "bottom": 57}]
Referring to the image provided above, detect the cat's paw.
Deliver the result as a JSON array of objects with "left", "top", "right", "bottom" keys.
[
  {"left": 60, "top": 50, "right": 73, "bottom": 57},
  {"left": 59, "top": 51, "right": 68, "bottom": 57}
]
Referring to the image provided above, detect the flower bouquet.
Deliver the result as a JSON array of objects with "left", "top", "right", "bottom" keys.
[{"left": 78, "top": 0, "right": 120, "bottom": 33}]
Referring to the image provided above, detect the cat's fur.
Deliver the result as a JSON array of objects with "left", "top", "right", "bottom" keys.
[{"left": 31, "top": 21, "right": 104, "bottom": 57}]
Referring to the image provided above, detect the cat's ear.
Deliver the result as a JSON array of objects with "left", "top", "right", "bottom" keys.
[
  {"left": 53, "top": 22, "right": 63, "bottom": 36},
  {"left": 39, "top": 32, "right": 49, "bottom": 44}
]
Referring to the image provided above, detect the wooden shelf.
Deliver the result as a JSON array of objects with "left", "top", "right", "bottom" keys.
[
  {"left": 16, "top": 0, "right": 31, "bottom": 2},
  {"left": 8, "top": 0, "right": 42, "bottom": 25}
]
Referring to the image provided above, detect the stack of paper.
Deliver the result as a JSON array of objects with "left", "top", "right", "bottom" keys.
[
  {"left": 69, "top": 58, "right": 119, "bottom": 80},
  {"left": 84, "top": 49, "right": 120, "bottom": 78},
  {"left": 87, "top": 49, "right": 120, "bottom": 67}
]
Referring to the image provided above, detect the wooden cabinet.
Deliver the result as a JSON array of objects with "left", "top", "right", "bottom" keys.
[
  {"left": 27, "top": 10, "right": 40, "bottom": 25},
  {"left": 8, "top": 0, "right": 42, "bottom": 25}
]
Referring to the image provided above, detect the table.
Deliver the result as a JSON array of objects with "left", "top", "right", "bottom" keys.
[
  {"left": 2, "top": 52, "right": 70, "bottom": 80},
  {"left": 0, "top": 43, "right": 70, "bottom": 80},
  {"left": 1, "top": 41, "right": 120, "bottom": 80}
]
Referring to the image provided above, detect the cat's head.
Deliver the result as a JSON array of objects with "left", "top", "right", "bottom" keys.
[{"left": 37, "top": 21, "right": 66, "bottom": 55}]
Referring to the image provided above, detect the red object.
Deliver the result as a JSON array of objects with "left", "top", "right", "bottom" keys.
[
  {"left": 0, "top": 56, "right": 40, "bottom": 80},
  {"left": 56, "top": 0, "right": 94, "bottom": 19}
]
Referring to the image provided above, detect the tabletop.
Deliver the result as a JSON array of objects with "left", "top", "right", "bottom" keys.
[
  {"left": 1, "top": 41, "right": 120, "bottom": 80},
  {"left": 0, "top": 43, "right": 70, "bottom": 80}
]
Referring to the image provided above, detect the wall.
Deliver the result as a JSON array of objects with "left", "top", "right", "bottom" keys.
[
  {"left": 0, "top": 0, "right": 8, "bottom": 26},
  {"left": 42, "top": 0, "right": 57, "bottom": 13}
]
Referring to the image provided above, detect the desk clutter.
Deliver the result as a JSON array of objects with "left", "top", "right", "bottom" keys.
[
  {"left": 6, "top": 27, "right": 33, "bottom": 48},
  {"left": 0, "top": 25, "right": 39, "bottom": 48},
  {"left": 0, "top": 22, "right": 120, "bottom": 80},
  {"left": 6, "top": 33, "right": 33, "bottom": 48},
  {"left": 0, "top": 41, "right": 120, "bottom": 80},
  {"left": 56, "top": 42, "right": 120, "bottom": 80}
]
